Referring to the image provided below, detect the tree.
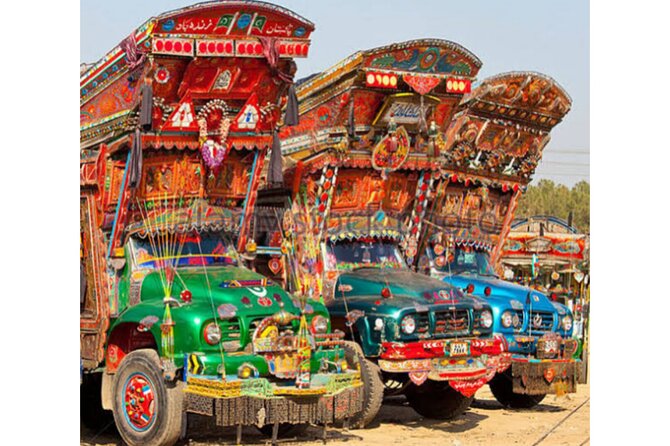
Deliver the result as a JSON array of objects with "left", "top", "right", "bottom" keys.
[{"left": 516, "top": 180, "right": 590, "bottom": 233}]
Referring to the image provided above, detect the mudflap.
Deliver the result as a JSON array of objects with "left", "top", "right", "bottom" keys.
[
  {"left": 511, "top": 360, "right": 580, "bottom": 395},
  {"left": 184, "top": 386, "right": 364, "bottom": 427}
]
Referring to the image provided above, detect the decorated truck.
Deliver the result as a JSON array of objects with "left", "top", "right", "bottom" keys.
[
  {"left": 271, "top": 40, "right": 508, "bottom": 427},
  {"left": 79, "top": 3, "right": 363, "bottom": 445},
  {"left": 416, "top": 72, "right": 580, "bottom": 408}
]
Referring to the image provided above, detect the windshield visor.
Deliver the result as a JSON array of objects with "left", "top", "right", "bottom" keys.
[
  {"left": 130, "top": 231, "right": 239, "bottom": 270},
  {"left": 431, "top": 246, "right": 497, "bottom": 277},
  {"left": 326, "top": 238, "right": 407, "bottom": 271}
]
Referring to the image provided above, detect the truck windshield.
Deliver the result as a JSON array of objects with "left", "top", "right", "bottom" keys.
[
  {"left": 433, "top": 247, "right": 497, "bottom": 277},
  {"left": 326, "top": 239, "right": 407, "bottom": 271},
  {"left": 130, "top": 231, "right": 239, "bottom": 270}
]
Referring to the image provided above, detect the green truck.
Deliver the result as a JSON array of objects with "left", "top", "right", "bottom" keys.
[{"left": 80, "top": 3, "right": 362, "bottom": 445}]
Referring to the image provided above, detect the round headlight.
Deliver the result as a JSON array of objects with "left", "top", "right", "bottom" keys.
[
  {"left": 501, "top": 311, "right": 514, "bottom": 328},
  {"left": 512, "top": 313, "right": 521, "bottom": 328},
  {"left": 562, "top": 315, "right": 573, "bottom": 332},
  {"left": 401, "top": 315, "right": 416, "bottom": 334},
  {"left": 374, "top": 318, "right": 384, "bottom": 331},
  {"left": 204, "top": 322, "right": 221, "bottom": 345},
  {"left": 480, "top": 310, "right": 493, "bottom": 328},
  {"left": 311, "top": 315, "right": 329, "bottom": 334}
]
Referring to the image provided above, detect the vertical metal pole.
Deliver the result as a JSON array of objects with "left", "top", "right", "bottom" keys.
[
  {"left": 271, "top": 421, "right": 279, "bottom": 446},
  {"left": 321, "top": 422, "right": 328, "bottom": 444}
]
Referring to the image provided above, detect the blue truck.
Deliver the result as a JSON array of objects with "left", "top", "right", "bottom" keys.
[
  {"left": 416, "top": 71, "right": 579, "bottom": 408},
  {"left": 419, "top": 239, "right": 579, "bottom": 408}
]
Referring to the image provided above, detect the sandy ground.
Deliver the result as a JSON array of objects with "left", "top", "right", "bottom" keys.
[{"left": 81, "top": 384, "right": 589, "bottom": 446}]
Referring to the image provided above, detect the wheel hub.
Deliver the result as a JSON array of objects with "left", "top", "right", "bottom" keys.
[{"left": 123, "top": 373, "right": 156, "bottom": 431}]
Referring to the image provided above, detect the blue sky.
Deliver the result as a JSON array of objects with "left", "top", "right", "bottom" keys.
[{"left": 81, "top": 0, "right": 589, "bottom": 186}]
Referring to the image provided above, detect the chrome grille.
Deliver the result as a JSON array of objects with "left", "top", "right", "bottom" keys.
[
  {"left": 220, "top": 317, "right": 241, "bottom": 341},
  {"left": 528, "top": 311, "right": 554, "bottom": 332},
  {"left": 415, "top": 312, "right": 430, "bottom": 336},
  {"left": 434, "top": 309, "right": 470, "bottom": 336},
  {"left": 514, "top": 310, "right": 525, "bottom": 330}
]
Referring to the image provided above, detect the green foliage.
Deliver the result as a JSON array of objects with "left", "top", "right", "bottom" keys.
[{"left": 516, "top": 180, "right": 590, "bottom": 233}]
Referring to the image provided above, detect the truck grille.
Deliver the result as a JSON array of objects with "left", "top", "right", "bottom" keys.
[
  {"left": 220, "top": 317, "right": 242, "bottom": 341},
  {"left": 434, "top": 309, "right": 470, "bottom": 336},
  {"left": 515, "top": 310, "right": 525, "bottom": 331},
  {"left": 528, "top": 311, "right": 554, "bottom": 332},
  {"left": 415, "top": 312, "right": 430, "bottom": 336}
]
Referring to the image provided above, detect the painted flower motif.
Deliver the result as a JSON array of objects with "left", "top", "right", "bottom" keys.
[
  {"left": 257, "top": 297, "right": 273, "bottom": 307},
  {"left": 137, "top": 315, "right": 159, "bottom": 332},
  {"left": 217, "top": 303, "right": 237, "bottom": 319},
  {"left": 154, "top": 66, "right": 170, "bottom": 84}
]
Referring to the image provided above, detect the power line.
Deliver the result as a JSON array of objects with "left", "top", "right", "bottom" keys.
[
  {"left": 538, "top": 160, "right": 590, "bottom": 167},
  {"left": 545, "top": 149, "right": 590, "bottom": 155},
  {"left": 533, "top": 174, "right": 590, "bottom": 178}
]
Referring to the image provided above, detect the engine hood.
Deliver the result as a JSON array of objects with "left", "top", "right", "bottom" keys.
[
  {"left": 440, "top": 273, "right": 555, "bottom": 312},
  {"left": 335, "top": 267, "right": 487, "bottom": 314},
  {"left": 138, "top": 266, "right": 306, "bottom": 316}
]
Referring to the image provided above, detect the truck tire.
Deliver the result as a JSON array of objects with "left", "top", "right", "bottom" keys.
[
  {"left": 342, "top": 341, "right": 384, "bottom": 428},
  {"left": 405, "top": 380, "right": 473, "bottom": 420},
  {"left": 111, "top": 349, "right": 184, "bottom": 446},
  {"left": 488, "top": 370, "right": 546, "bottom": 409}
]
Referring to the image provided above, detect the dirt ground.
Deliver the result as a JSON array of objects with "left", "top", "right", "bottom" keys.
[{"left": 81, "top": 383, "right": 589, "bottom": 446}]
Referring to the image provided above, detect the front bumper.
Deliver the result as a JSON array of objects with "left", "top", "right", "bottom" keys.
[
  {"left": 183, "top": 371, "right": 364, "bottom": 426},
  {"left": 377, "top": 338, "right": 506, "bottom": 396},
  {"left": 509, "top": 358, "right": 580, "bottom": 395},
  {"left": 504, "top": 333, "right": 581, "bottom": 395}
]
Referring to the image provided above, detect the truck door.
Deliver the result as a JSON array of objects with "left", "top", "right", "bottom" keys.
[{"left": 80, "top": 194, "right": 109, "bottom": 369}]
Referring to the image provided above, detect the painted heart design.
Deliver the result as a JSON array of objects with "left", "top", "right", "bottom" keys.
[
  {"left": 268, "top": 257, "right": 282, "bottom": 274},
  {"left": 544, "top": 367, "right": 556, "bottom": 383},
  {"left": 409, "top": 371, "right": 429, "bottom": 386}
]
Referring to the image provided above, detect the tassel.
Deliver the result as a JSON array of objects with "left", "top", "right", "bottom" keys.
[
  {"left": 128, "top": 128, "right": 143, "bottom": 189},
  {"left": 120, "top": 33, "right": 145, "bottom": 72},
  {"left": 295, "top": 315, "right": 312, "bottom": 389},
  {"left": 267, "top": 130, "right": 284, "bottom": 186},
  {"left": 347, "top": 99, "right": 355, "bottom": 138},
  {"left": 160, "top": 304, "right": 175, "bottom": 360},
  {"left": 418, "top": 95, "right": 428, "bottom": 135},
  {"left": 139, "top": 80, "right": 153, "bottom": 131},
  {"left": 284, "top": 84, "right": 299, "bottom": 126}
]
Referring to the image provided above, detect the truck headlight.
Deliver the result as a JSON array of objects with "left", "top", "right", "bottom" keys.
[
  {"left": 480, "top": 310, "right": 493, "bottom": 328},
  {"left": 204, "top": 322, "right": 222, "bottom": 345},
  {"left": 501, "top": 311, "right": 513, "bottom": 328},
  {"left": 311, "top": 315, "right": 329, "bottom": 334},
  {"left": 401, "top": 315, "right": 416, "bottom": 334},
  {"left": 562, "top": 315, "right": 573, "bottom": 332}
]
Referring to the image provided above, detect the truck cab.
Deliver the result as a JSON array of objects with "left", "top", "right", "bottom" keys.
[{"left": 79, "top": 3, "right": 364, "bottom": 444}]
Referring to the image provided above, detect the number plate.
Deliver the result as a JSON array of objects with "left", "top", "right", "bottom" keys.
[
  {"left": 449, "top": 342, "right": 469, "bottom": 357},
  {"left": 544, "top": 340, "right": 559, "bottom": 354}
]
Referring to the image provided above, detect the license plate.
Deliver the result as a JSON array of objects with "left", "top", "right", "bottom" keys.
[
  {"left": 544, "top": 340, "right": 559, "bottom": 354},
  {"left": 449, "top": 342, "right": 469, "bottom": 357}
]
